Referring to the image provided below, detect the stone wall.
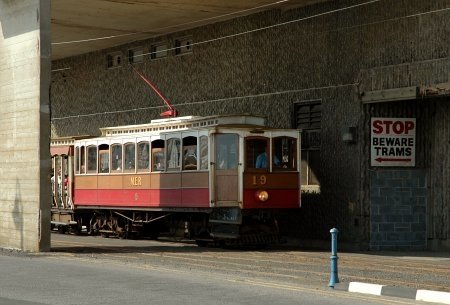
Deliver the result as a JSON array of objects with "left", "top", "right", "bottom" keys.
[{"left": 50, "top": 0, "right": 449, "bottom": 247}]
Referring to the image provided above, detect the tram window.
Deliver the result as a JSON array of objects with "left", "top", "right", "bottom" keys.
[
  {"left": 137, "top": 142, "right": 150, "bottom": 172},
  {"left": 151, "top": 139, "right": 165, "bottom": 171},
  {"left": 272, "top": 137, "right": 296, "bottom": 170},
  {"left": 80, "top": 146, "right": 86, "bottom": 174},
  {"left": 111, "top": 144, "right": 122, "bottom": 172},
  {"left": 124, "top": 143, "right": 136, "bottom": 172},
  {"left": 87, "top": 146, "right": 97, "bottom": 173},
  {"left": 98, "top": 144, "right": 109, "bottom": 173},
  {"left": 199, "top": 136, "right": 208, "bottom": 170},
  {"left": 216, "top": 134, "right": 238, "bottom": 170},
  {"left": 183, "top": 136, "right": 197, "bottom": 171},
  {"left": 167, "top": 138, "right": 181, "bottom": 171},
  {"left": 75, "top": 147, "right": 80, "bottom": 174},
  {"left": 246, "top": 138, "right": 268, "bottom": 169}
]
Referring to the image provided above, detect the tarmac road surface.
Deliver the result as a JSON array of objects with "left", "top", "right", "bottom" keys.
[{"left": 0, "top": 233, "right": 447, "bottom": 305}]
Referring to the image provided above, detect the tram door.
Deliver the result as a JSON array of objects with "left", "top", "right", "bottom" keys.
[
  {"left": 51, "top": 156, "right": 60, "bottom": 208},
  {"left": 214, "top": 133, "right": 239, "bottom": 206},
  {"left": 51, "top": 154, "right": 70, "bottom": 209}
]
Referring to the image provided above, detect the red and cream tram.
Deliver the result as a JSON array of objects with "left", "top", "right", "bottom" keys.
[{"left": 51, "top": 114, "right": 301, "bottom": 246}]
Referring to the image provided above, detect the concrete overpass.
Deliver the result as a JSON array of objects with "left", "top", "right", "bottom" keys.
[
  {"left": 0, "top": 0, "right": 324, "bottom": 251},
  {"left": 53, "top": 0, "right": 324, "bottom": 59}
]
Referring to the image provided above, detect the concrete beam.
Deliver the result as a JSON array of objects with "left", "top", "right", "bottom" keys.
[
  {"left": 0, "top": 0, "right": 51, "bottom": 252},
  {"left": 361, "top": 87, "right": 419, "bottom": 103}
]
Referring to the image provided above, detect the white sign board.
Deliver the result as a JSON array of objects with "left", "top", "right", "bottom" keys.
[{"left": 371, "top": 117, "right": 416, "bottom": 167}]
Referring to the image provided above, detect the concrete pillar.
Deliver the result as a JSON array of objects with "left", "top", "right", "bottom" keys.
[{"left": 0, "top": 0, "right": 51, "bottom": 252}]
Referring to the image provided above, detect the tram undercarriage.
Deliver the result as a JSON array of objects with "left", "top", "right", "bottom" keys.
[{"left": 51, "top": 208, "right": 283, "bottom": 247}]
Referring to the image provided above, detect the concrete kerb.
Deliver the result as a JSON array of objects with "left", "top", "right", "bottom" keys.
[{"left": 334, "top": 282, "right": 450, "bottom": 304}]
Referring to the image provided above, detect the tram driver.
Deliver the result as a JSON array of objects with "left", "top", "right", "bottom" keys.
[{"left": 256, "top": 152, "right": 280, "bottom": 168}]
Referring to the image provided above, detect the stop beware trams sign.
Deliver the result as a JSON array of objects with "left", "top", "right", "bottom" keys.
[{"left": 371, "top": 117, "right": 416, "bottom": 167}]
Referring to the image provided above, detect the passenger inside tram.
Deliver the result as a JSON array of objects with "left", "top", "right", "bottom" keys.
[
  {"left": 256, "top": 152, "right": 280, "bottom": 168},
  {"left": 183, "top": 146, "right": 197, "bottom": 170},
  {"left": 247, "top": 137, "right": 293, "bottom": 170}
]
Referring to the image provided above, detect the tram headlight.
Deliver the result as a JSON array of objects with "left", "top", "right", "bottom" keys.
[{"left": 255, "top": 190, "right": 269, "bottom": 202}]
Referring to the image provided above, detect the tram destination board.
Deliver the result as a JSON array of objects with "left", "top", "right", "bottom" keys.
[{"left": 371, "top": 117, "right": 416, "bottom": 167}]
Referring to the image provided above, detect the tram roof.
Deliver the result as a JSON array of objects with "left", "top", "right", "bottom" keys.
[{"left": 100, "top": 114, "right": 267, "bottom": 137}]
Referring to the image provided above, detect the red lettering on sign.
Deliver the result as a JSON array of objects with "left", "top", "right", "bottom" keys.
[
  {"left": 392, "top": 121, "right": 404, "bottom": 134},
  {"left": 384, "top": 120, "right": 393, "bottom": 133},
  {"left": 404, "top": 121, "right": 415, "bottom": 134},
  {"left": 372, "top": 120, "right": 383, "bottom": 134},
  {"left": 372, "top": 119, "right": 415, "bottom": 135}
]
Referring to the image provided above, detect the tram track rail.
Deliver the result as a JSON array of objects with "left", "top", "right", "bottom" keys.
[{"left": 49, "top": 234, "right": 450, "bottom": 293}]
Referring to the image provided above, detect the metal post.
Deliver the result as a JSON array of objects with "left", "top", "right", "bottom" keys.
[{"left": 328, "top": 228, "right": 339, "bottom": 288}]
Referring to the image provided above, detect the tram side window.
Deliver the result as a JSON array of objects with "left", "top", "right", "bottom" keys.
[
  {"left": 137, "top": 142, "right": 150, "bottom": 172},
  {"left": 183, "top": 136, "right": 197, "bottom": 171},
  {"left": 87, "top": 146, "right": 97, "bottom": 173},
  {"left": 98, "top": 144, "right": 109, "bottom": 173},
  {"left": 124, "top": 143, "right": 136, "bottom": 172},
  {"left": 75, "top": 147, "right": 80, "bottom": 174},
  {"left": 246, "top": 138, "right": 268, "bottom": 169},
  {"left": 111, "top": 144, "right": 122, "bottom": 172},
  {"left": 151, "top": 139, "right": 165, "bottom": 171},
  {"left": 80, "top": 146, "right": 86, "bottom": 174},
  {"left": 273, "top": 137, "right": 296, "bottom": 170},
  {"left": 216, "top": 134, "right": 238, "bottom": 170},
  {"left": 199, "top": 135, "right": 208, "bottom": 170},
  {"left": 167, "top": 138, "right": 181, "bottom": 171}
]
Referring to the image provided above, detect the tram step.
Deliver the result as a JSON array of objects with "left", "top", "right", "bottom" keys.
[
  {"left": 51, "top": 221, "right": 78, "bottom": 226},
  {"left": 210, "top": 233, "right": 239, "bottom": 239}
]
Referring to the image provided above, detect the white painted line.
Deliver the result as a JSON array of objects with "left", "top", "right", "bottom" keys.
[
  {"left": 416, "top": 290, "right": 450, "bottom": 305},
  {"left": 348, "top": 282, "right": 384, "bottom": 295}
]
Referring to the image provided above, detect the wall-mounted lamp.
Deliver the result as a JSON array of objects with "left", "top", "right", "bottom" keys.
[{"left": 341, "top": 126, "right": 357, "bottom": 144}]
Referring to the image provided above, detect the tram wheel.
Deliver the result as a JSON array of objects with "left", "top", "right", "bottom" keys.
[
  {"left": 195, "top": 231, "right": 212, "bottom": 247},
  {"left": 57, "top": 225, "right": 67, "bottom": 234},
  {"left": 195, "top": 240, "right": 209, "bottom": 247}
]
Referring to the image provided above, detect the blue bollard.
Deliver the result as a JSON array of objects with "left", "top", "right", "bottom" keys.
[{"left": 328, "top": 228, "right": 340, "bottom": 288}]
